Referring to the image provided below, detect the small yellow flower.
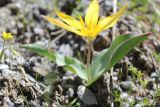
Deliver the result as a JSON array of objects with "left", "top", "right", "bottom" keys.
[
  {"left": 42, "top": 0, "right": 127, "bottom": 41},
  {"left": 2, "top": 32, "right": 14, "bottom": 41}
]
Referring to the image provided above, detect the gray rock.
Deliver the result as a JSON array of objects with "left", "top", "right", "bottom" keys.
[
  {"left": 33, "top": 27, "right": 45, "bottom": 36},
  {"left": 121, "top": 92, "right": 128, "bottom": 99},
  {"left": 58, "top": 44, "right": 73, "bottom": 56},
  {"left": 135, "top": 96, "right": 142, "bottom": 102},
  {"left": 123, "top": 102, "right": 130, "bottom": 107},
  {"left": 77, "top": 85, "right": 98, "bottom": 105},
  {"left": 3, "top": 97, "right": 15, "bottom": 107},
  {"left": 16, "top": 22, "right": 24, "bottom": 31},
  {"left": 14, "top": 96, "right": 24, "bottom": 104},
  {"left": 0, "top": 64, "right": 9, "bottom": 70},
  {"left": 47, "top": 23, "right": 56, "bottom": 31},
  {"left": 7, "top": 2, "right": 21, "bottom": 15},
  {"left": 113, "top": 83, "right": 122, "bottom": 92},
  {"left": 135, "top": 104, "right": 143, "bottom": 107},
  {"left": 0, "top": 7, "right": 11, "bottom": 17},
  {"left": 24, "top": 32, "right": 33, "bottom": 38},
  {"left": 16, "top": 56, "right": 25, "bottom": 65},
  {"left": 67, "top": 88, "right": 74, "bottom": 98},
  {"left": 151, "top": 72, "right": 158, "bottom": 78},
  {"left": 1, "top": 69, "right": 19, "bottom": 80},
  {"left": 120, "top": 81, "right": 137, "bottom": 91}
]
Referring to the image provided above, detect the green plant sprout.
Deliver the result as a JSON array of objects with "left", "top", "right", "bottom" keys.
[
  {"left": 112, "top": 90, "right": 135, "bottom": 107},
  {"left": 129, "top": 65, "right": 148, "bottom": 88},
  {"left": 153, "top": 52, "right": 160, "bottom": 63},
  {"left": 21, "top": 0, "right": 151, "bottom": 86},
  {"left": 129, "top": 65, "right": 154, "bottom": 106}
]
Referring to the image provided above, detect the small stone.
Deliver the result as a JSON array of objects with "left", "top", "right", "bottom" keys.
[
  {"left": 121, "top": 92, "right": 128, "bottom": 99},
  {"left": 17, "top": 22, "right": 24, "bottom": 31},
  {"left": 77, "top": 85, "right": 98, "bottom": 105},
  {"left": 58, "top": 44, "right": 73, "bottom": 56},
  {"left": 135, "top": 96, "right": 142, "bottom": 102},
  {"left": 120, "top": 81, "right": 137, "bottom": 91},
  {"left": 3, "top": 97, "right": 15, "bottom": 107},
  {"left": 47, "top": 23, "right": 56, "bottom": 31},
  {"left": 14, "top": 96, "right": 24, "bottom": 104},
  {"left": 151, "top": 72, "right": 158, "bottom": 78},
  {"left": 0, "top": 64, "right": 9, "bottom": 70},
  {"left": 16, "top": 56, "right": 25, "bottom": 65},
  {"left": 113, "top": 83, "right": 122, "bottom": 92},
  {"left": 24, "top": 32, "right": 33, "bottom": 38},
  {"left": 33, "top": 27, "right": 45, "bottom": 36},
  {"left": 33, "top": 66, "right": 48, "bottom": 76},
  {"left": 2, "top": 69, "right": 20, "bottom": 80},
  {"left": 66, "top": 88, "right": 74, "bottom": 98},
  {"left": 7, "top": 3, "right": 21, "bottom": 15},
  {"left": 135, "top": 103, "right": 143, "bottom": 107}
]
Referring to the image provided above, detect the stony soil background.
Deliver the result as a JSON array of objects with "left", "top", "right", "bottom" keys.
[{"left": 0, "top": 0, "right": 160, "bottom": 107}]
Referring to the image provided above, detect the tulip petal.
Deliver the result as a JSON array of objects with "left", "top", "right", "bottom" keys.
[
  {"left": 42, "top": 15, "right": 84, "bottom": 36},
  {"left": 96, "top": 5, "right": 127, "bottom": 34},
  {"left": 85, "top": 0, "right": 99, "bottom": 29},
  {"left": 56, "top": 11, "right": 83, "bottom": 30},
  {"left": 79, "top": 15, "right": 85, "bottom": 27}
]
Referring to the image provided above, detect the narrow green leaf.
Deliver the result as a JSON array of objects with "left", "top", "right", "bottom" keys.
[
  {"left": 21, "top": 44, "right": 55, "bottom": 61},
  {"left": 21, "top": 44, "right": 87, "bottom": 81},
  {"left": 90, "top": 32, "right": 151, "bottom": 85}
]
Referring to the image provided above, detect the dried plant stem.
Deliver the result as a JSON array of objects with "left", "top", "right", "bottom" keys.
[
  {"left": 86, "top": 40, "right": 93, "bottom": 81},
  {"left": 20, "top": 66, "right": 43, "bottom": 98},
  {"left": 111, "top": 0, "right": 117, "bottom": 107},
  {"left": 0, "top": 41, "right": 6, "bottom": 61}
]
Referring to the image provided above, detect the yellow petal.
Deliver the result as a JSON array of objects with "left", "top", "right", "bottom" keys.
[
  {"left": 96, "top": 5, "right": 127, "bottom": 34},
  {"left": 42, "top": 15, "right": 84, "bottom": 36},
  {"left": 80, "top": 27, "right": 97, "bottom": 41},
  {"left": 56, "top": 11, "right": 83, "bottom": 30},
  {"left": 79, "top": 15, "right": 85, "bottom": 27},
  {"left": 85, "top": 0, "right": 99, "bottom": 29},
  {"left": 2, "top": 32, "right": 13, "bottom": 41}
]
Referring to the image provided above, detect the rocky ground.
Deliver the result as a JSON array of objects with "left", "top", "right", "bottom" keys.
[{"left": 0, "top": 0, "right": 160, "bottom": 107}]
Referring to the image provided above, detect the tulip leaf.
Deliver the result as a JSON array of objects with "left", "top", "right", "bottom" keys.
[
  {"left": 21, "top": 44, "right": 87, "bottom": 81},
  {"left": 90, "top": 32, "right": 151, "bottom": 85}
]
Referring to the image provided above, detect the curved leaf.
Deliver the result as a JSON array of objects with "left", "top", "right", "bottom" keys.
[
  {"left": 21, "top": 44, "right": 87, "bottom": 81},
  {"left": 90, "top": 32, "right": 151, "bottom": 85}
]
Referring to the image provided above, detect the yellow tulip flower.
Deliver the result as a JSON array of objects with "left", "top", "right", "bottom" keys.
[
  {"left": 42, "top": 0, "right": 127, "bottom": 41},
  {"left": 2, "top": 32, "right": 13, "bottom": 41}
]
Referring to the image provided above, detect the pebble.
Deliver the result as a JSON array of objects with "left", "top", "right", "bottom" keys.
[
  {"left": 135, "top": 103, "right": 143, "bottom": 107},
  {"left": 113, "top": 82, "right": 122, "bottom": 92},
  {"left": 151, "top": 72, "right": 158, "bottom": 78},
  {"left": 135, "top": 96, "right": 142, "bottom": 102},
  {"left": 1, "top": 69, "right": 20, "bottom": 80},
  {"left": 120, "top": 81, "right": 137, "bottom": 92},
  {"left": 33, "top": 27, "right": 45, "bottom": 37},
  {"left": 77, "top": 85, "right": 98, "bottom": 105},
  {"left": 66, "top": 88, "right": 74, "bottom": 98},
  {"left": 58, "top": 44, "right": 73, "bottom": 56},
  {"left": 3, "top": 97, "right": 15, "bottom": 107},
  {"left": 7, "top": 3, "right": 21, "bottom": 15},
  {"left": 0, "top": 64, "right": 9, "bottom": 70}
]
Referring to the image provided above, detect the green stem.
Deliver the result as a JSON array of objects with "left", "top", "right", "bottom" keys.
[
  {"left": 0, "top": 41, "right": 6, "bottom": 61},
  {"left": 86, "top": 40, "right": 93, "bottom": 82}
]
